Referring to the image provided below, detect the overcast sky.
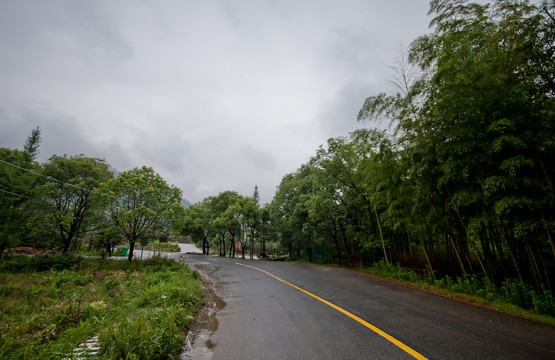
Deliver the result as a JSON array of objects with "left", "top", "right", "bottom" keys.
[{"left": 0, "top": 0, "right": 431, "bottom": 204}]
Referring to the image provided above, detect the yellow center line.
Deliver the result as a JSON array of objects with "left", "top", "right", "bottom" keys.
[{"left": 236, "top": 262, "right": 428, "bottom": 360}]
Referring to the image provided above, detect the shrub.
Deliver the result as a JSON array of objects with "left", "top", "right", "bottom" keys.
[
  {"left": 0, "top": 254, "right": 82, "bottom": 273},
  {"left": 364, "top": 261, "right": 555, "bottom": 318},
  {"left": 0, "top": 258, "right": 202, "bottom": 359},
  {"left": 532, "top": 286, "right": 555, "bottom": 316},
  {"left": 500, "top": 278, "right": 534, "bottom": 309}
]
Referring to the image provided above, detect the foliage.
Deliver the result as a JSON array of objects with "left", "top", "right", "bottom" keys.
[
  {"left": 182, "top": 187, "right": 272, "bottom": 259},
  {"left": 0, "top": 128, "right": 44, "bottom": 257},
  {"left": 146, "top": 240, "right": 181, "bottom": 252},
  {"left": 269, "top": 0, "right": 555, "bottom": 297},
  {"left": 91, "top": 225, "right": 124, "bottom": 258},
  {"left": 362, "top": 261, "right": 555, "bottom": 317},
  {"left": 0, "top": 253, "right": 82, "bottom": 273},
  {"left": 101, "top": 166, "right": 184, "bottom": 261},
  {"left": 183, "top": 199, "right": 216, "bottom": 255},
  {"left": 0, "top": 255, "right": 202, "bottom": 359},
  {"left": 41, "top": 155, "right": 113, "bottom": 253}
]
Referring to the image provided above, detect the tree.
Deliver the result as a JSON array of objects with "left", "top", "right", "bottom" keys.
[
  {"left": 92, "top": 225, "right": 123, "bottom": 258},
  {"left": 0, "top": 128, "right": 43, "bottom": 257},
  {"left": 239, "top": 196, "right": 259, "bottom": 259},
  {"left": 270, "top": 164, "right": 317, "bottom": 259},
  {"left": 41, "top": 155, "right": 113, "bottom": 252},
  {"left": 23, "top": 126, "right": 41, "bottom": 165},
  {"left": 209, "top": 191, "right": 241, "bottom": 256},
  {"left": 183, "top": 200, "right": 214, "bottom": 255},
  {"left": 258, "top": 206, "right": 272, "bottom": 257},
  {"left": 357, "top": 0, "right": 555, "bottom": 288},
  {"left": 102, "top": 166, "right": 183, "bottom": 261}
]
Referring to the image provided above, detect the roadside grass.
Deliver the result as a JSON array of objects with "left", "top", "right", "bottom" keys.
[
  {"left": 140, "top": 240, "right": 181, "bottom": 253},
  {"left": 358, "top": 261, "right": 555, "bottom": 325},
  {"left": 0, "top": 254, "right": 202, "bottom": 359}
]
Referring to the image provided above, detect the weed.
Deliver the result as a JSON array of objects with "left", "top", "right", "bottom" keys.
[
  {"left": 0, "top": 255, "right": 202, "bottom": 359},
  {"left": 0, "top": 254, "right": 82, "bottom": 273},
  {"left": 361, "top": 260, "right": 555, "bottom": 319}
]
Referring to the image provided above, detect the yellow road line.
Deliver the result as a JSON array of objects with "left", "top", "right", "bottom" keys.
[{"left": 236, "top": 262, "right": 428, "bottom": 360}]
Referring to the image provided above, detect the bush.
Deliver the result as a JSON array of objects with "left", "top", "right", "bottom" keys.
[
  {"left": 364, "top": 261, "right": 555, "bottom": 318},
  {"left": 0, "top": 254, "right": 82, "bottom": 273},
  {"left": 146, "top": 241, "right": 180, "bottom": 252},
  {"left": 0, "top": 258, "right": 202, "bottom": 359},
  {"left": 366, "top": 260, "right": 420, "bottom": 284},
  {"left": 500, "top": 278, "right": 534, "bottom": 309},
  {"left": 532, "top": 286, "right": 555, "bottom": 316}
]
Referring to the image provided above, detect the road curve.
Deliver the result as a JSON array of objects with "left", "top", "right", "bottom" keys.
[{"left": 182, "top": 255, "right": 555, "bottom": 360}]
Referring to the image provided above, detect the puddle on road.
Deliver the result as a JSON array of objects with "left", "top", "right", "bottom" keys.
[{"left": 181, "top": 275, "right": 225, "bottom": 360}]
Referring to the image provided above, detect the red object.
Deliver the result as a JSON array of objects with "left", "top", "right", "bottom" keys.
[{"left": 180, "top": 255, "right": 182, "bottom": 264}]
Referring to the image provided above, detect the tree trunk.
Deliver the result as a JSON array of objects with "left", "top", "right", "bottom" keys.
[
  {"left": 449, "top": 234, "right": 466, "bottom": 274},
  {"left": 374, "top": 207, "right": 388, "bottom": 264},
  {"left": 128, "top": 241, "right": 135, "bottom": 261},
  {"left": 419, "top": 235, "right": 435, "bottom": 280},
  {"left": 498, "top": 226, "right": 523, "bottom": 282}
]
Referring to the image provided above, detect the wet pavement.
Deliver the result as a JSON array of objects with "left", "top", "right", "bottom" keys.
[
  {"left": 181, "top": 255, "right": 555, "bottom": 360},
  {"left": 181, "top": 270, "right": 225, "bottom": 360}
]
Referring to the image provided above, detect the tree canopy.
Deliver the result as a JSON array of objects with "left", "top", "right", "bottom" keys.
[
  {"left": 269, "top": 0, "right": 555, "bottom": 291},
  {"left": 102, "top": 166, "right": 183, "bottom": 261},
  {"left": 41, "top": 155, "right": 113, "bottom": 252}
]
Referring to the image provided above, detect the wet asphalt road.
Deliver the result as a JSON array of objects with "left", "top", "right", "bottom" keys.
[{"left": 181, "top": 254, "right": 555, "bottom": 360}]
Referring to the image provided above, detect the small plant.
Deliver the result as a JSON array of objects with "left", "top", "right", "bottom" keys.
[
  {"left": 0, "top": 253, "right": 82, "bottom": 273},
  {"left": 361, "top": 261, "right": 555, "bottom": 319},
  {"left": 146, "top": 240, "right": 180, "bottom": 252},
  {"left": 0, "top": 254, "right": 202, "bottom": 359}
]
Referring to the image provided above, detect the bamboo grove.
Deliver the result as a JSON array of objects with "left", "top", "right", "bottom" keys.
[{"left": 269, "top": 0, "right": 555, "bottom": 292}]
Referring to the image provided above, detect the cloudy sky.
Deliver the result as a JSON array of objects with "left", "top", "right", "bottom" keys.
[{"left": 0, "top": 0, "right": 431, "bottom": 204}]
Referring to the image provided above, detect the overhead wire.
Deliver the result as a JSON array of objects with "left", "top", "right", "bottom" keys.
[
  {"left": 0, "top": 188, "right": 35, "bottom": 200},
  {"left": 0, "top": 158, "right": 92, "bottom": 192}
]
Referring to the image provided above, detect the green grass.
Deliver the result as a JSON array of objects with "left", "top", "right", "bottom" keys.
[
  {"left": 358, "top": 260, "right": 555, "bottom": 325},
  {"left": 0, "top": 255, "right": 202, "bottom": 359},
  {"left": 144, "top": 240, "right": 181, "bottom": 253}
]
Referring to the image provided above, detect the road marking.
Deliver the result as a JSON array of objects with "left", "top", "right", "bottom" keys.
[{"left": 236, "top": 262, "right": 428, "bottom": 360}]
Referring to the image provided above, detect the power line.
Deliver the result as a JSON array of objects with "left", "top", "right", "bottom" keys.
[
  {"left": 0, "top": 188, "right": 35, "bottom": 200},
  {"left": 0, "top": 159, "right": 92, "bottom": 192}
]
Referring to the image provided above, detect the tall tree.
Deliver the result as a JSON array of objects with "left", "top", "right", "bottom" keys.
[
  {"left": 41, "top": 155, "right": 113, "bottom": 252},
  {"left": 357, "top": 0, "right": 555, "bottom": 287},
  {"left": 183, "top": 200, "right": 214, "bottom": 255},
  {"left": 0, "top": 149, "right": 41, "bottom": 256},
  {"left": 22, "top": 126, "right": 41, "bottom": 165},
  {"left": 102, "top": 166, "right": 183, "bottom": 260},
  {"left": 1, "top": 128, "right": 44, "bottom": 256}
]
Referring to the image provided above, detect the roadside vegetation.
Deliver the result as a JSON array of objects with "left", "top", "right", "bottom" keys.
[
  {"left": 359, "top": 261, "right": 554, "bottom": 323},
  {"left": 1, "top": 0, "right": 554, "bottom": 343},
  {"left": 144, "top": 240, "right": 181, "bottom": 253},
  {"left": 183, "top": 0, "right": 555, "bottom": 320},
  {"left": 0, "top": 254, "right": 202, "bottom": 359}
]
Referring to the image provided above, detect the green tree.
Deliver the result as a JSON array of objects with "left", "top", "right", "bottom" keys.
[
  {"left": 41, "top": 155, "right": 113, "bottom": 253},
  {"left": 270, "top": 164, "right": 317, "bottom": 258},
  {"left": 22, "top": 126, "right": 41, "bottom": 165},
  {"left": 183, "top": 200, "right": 214, "bottom": 255},
  {"left": 208, "top": 191, "right": 241, "bottom": 256},
  {"left": 102, "top": 166, "right": 183, "bottom": 261},
  {"left": 0, "top": 128, "right": 43, "bottom": 256},
  {"left": 358, "top": 0, "right": 555, "bottom": 288},
  {"left": 92, "top": 225, "right": 123, "bottom": 258}
]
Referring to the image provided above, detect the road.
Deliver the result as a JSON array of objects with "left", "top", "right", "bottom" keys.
[{"left": 180, "top": 254, "right": 555, "bottom": 360}]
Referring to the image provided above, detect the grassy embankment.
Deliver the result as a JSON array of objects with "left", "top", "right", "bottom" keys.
[{"left": 0, "top": 254, "right": 202, "bottom": 359}]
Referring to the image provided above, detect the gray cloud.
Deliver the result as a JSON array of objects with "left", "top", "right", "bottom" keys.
[{"left": 0, "top": 0, "right": 431, "bottom": 204}]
